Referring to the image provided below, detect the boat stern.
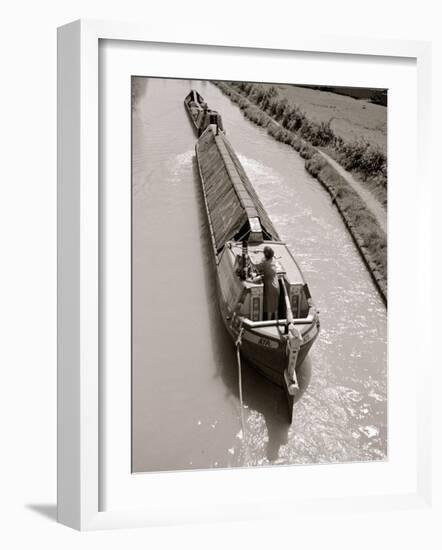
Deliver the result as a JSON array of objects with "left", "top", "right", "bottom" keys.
[{"left": 229, "top": 309, "right": 320, "bottom": 389}]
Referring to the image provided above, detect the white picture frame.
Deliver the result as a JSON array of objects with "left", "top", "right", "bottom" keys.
[{"left": 57, "top": 19, "right": 433, "bottom": 531}]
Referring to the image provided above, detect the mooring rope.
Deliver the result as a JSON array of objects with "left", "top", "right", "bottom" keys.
[{"left": 235, "top": 326, "right": 247, "bottom": 447}]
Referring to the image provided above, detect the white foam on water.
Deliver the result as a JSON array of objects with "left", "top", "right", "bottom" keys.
[{"left": 359, "top": 425, "right": 379, "bottom": 438}]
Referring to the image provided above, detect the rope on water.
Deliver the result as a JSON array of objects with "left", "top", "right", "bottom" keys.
[{"left": 235, "top": 326, "right": 247, "bottom": 445}]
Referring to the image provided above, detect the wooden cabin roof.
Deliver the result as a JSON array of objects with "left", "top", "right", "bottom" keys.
[{"left": 196, "top": 127, "right": 279, "bottom": 252}]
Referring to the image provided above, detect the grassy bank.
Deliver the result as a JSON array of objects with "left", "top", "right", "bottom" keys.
[
  {"left": 220, "top": 81, "right": 387, "bottom": 207},
  {"left": 213, "top": 81, "right": 387, "bottom": 304}
]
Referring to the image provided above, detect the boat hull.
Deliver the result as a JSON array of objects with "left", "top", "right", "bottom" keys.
[
  {"left": 216, "top": 279, "right": 318, "bottom": 423},
  {"left": 184, "top": 99, "right": 202, "bottom": 135},
  {"left": 237, "top": 329, "right": 316, "bottom": 386}
]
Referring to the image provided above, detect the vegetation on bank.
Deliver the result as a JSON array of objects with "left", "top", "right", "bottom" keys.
[
  {"left": 218, "top": 81, "right": 387, "bottom": 207},
  {"left": 213, "top": 80, "right": 387, "bottom": 304}
]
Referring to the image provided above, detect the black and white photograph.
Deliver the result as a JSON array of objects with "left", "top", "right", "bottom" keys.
[
  {"left": 3, "top": 0, "right": 439, "bottom": 544},
  {"left": 131, "top": 77, "right": 388, "bottom": 473}
]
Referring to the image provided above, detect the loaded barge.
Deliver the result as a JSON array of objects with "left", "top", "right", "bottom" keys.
[
  {"left": 186, "top": 91, "right": 320, "bottom": 421},
  {"left": 184, "top": 89, "right": 224, "bottom": 136}
]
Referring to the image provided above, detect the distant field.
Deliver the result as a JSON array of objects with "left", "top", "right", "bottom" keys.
[{"left": 262, "top": 84, "right": 387, "bottom": 153}]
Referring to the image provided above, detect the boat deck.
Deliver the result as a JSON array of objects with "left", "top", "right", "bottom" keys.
[{"left": 227, "top": 241, "right": 305, "bottom": 286}]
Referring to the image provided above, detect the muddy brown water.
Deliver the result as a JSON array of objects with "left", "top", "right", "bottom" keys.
[{"left": 131, "top": 78, "right": 387, "bottom": 472}]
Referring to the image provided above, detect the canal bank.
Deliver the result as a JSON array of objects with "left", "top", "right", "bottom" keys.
[{"left": 213, "top": 81, "right": 387, "bottom": 305}]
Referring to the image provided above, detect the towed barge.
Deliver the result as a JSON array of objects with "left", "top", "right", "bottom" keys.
[
  {"left": 184, "top": 90, "right": 224, "bottom": 136},
  {"left": 189, "top": 93, "right": 320, "bottom": 421}
]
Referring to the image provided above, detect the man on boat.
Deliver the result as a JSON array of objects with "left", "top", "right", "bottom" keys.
[{"left": 256, "top": 246, "right": 280, "bottom": 321}]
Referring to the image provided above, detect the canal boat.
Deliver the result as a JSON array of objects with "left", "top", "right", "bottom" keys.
[
  {"left": 184, "top": 89, "right": 224, "bottom": 136},
  {"left": 191, "top": 96, "right": 320, "bottom": 421}
]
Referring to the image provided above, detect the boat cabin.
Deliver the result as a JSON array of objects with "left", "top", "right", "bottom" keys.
[
  {"left": 218, "top": 240, "right": 311, "bottom": 324},
  {"left": 200, "top": 109, "right": 224, "bottom": 134}
]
